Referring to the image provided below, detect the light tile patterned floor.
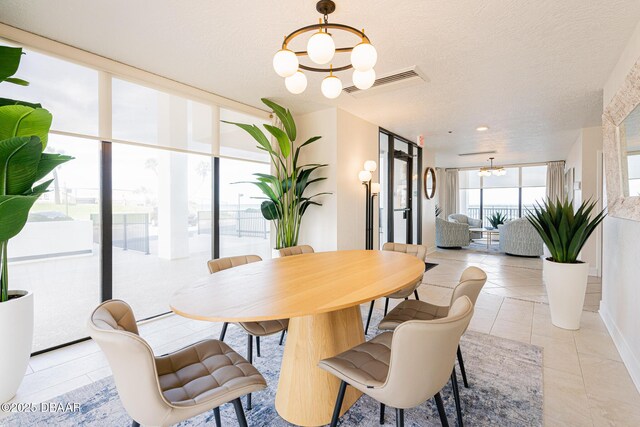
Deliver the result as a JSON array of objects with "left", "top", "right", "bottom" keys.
[{"left": 2, "top": 248, "right": 639, "bottom": 426}]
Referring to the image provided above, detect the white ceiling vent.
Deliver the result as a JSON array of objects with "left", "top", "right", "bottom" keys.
[
  {"left": 343, "top": 66, "right": 429, "bottom": 98},
  {"left": 458, "top": 150, "right": 497, "bottom": 157}
]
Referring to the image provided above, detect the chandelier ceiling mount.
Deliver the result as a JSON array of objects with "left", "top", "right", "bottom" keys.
[{"left": 273, "top": 0, "right": 378, "bottom": 98}]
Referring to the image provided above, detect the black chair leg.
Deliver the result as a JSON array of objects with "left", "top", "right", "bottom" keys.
[
  {"left": 246, "top": 334, "right": 253, "bottom": 410},
  {"left": 365, "top": 300, "right": 375, "bottom": 335},
  {"left": 395, "top": 408, "right": 404, "bottom": 427},
  {"left": 279, "top": 329, "right": 286, "bottom": 345},
  {"left": 131, "top": 421, "right": 140, "bottom": 427},
  {"left": 256, "top": 336, "right": 261, "bottom": 357},
  {"left": 414, "top": 289, "right": 420, "bottom": 300},
  {"left": 379, "top": 402, "right": 385, "bottom": 424},
  {"left": 434, "top": 392, "right": 449, "bottom": 427},
  {"left": 213, "top": 407, "right": 221, "bottom": 427},
  {"left": 451, "top": 369, "right": 463, "bottom": 427},
  {"left": 330, "top": 381, "right": 348, "bottom": 427},
  {"left": 404, "top": 297, "right": 408, "bottom": 301},
  {"left": 219, "top": 322, "right": 228, "bottom": 341},
  {"left": 457, "top": 345, "right": 469, "bottom": 388},
  {"left": 232, "top": 398, "right": 248, "bottom": 427},
  {"left": 384, "top": 298, "right": 390, "bottom": 316}
]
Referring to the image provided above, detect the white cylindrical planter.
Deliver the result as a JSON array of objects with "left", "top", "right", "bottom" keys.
[
  {"left": 543, "top": 259, "right": 589, "bottom": 330},
  {"left": 0, "top": 290, "right": 34, "bottom": 403}
]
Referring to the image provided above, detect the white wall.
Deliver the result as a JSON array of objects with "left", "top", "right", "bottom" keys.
[
  {"left": 294, "top": 109, "right": 339, "bottom": 252},
  {"left": 336, "top": 109, "right": 380, "bottom": 250},
  {"left": 565, "top": 126, "right": 603, "bottom": 275},
  {"left": 295, "top": 108, "right": 378, "bottom": 251},
  {"left": 422, "top": 149, "right": 437, "bottom": 253},
  {"left": 600, "top": 18, "right": 640, "bottom": 393}
]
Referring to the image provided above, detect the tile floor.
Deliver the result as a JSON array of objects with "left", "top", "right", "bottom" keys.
[{"left": 2, "top": 248, "right": 639, "bottom": 426}]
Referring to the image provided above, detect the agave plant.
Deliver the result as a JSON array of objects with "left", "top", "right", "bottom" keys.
[
  {"left": 223, "top": 98, "right": 329, "bottom": 249},
  {"left": 488, "top": 212, "right": 507, "bottom": 229},
  {"left": 527, "top": 198, "right": 605, "bottom": 264},
  {"left": 0, "top": 46, "right": 73, "bottom": 302}
]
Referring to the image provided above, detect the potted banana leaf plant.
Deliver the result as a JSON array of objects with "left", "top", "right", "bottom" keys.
[
  {"left": 0, "top": 45, "right": 73, "bottom": 402},
  {"left": 527, "top": 198, "right": 605, "bottom": 330},
  {"left": 224, "top": 98, "right": 328, "bottom": 250}
]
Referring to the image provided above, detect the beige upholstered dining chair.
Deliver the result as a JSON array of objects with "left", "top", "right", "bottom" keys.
[
  {"left": 278, "top": 244, "right": 315, "bottom": 257},
  {"left": 364, "top": 242, "right": 427, "bottom": 334},
  {"left": 378, "top": 266, "right": 487, "bottom": 426},
  {"left": 88, "top": 300, "right": 266, "bottom": 427},
  {"left": 207, "top": 254, "right": 288, "bottom": 409},
  {"left": 320, "top": 296, "right": 474, "bottom": 427}
]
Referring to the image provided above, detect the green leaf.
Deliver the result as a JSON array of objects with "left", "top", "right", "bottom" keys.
[
  {"left": 0, "top": 46, "right": 23, "bottom": 83},
  {"left": 261, "top": 200, "right": 281, "bottom": 221},
  {"left": 4, "top": 77, "right": 29, "bottom": 86},
  {"left": 33, "top": 152, "right": 73, "bottom": 183},
  {"left": 261, "top": 98, "right": 296, "bottom": 141},
  {"left": 526, "top": 197, "right": 606, "bottom": 263},
  {"left": 0, "top": 98, "right": 41, "bottom": 108},
  {"left": 264, "top": 124, "right": 291, "bottom": 158},
  {"left": 0, "top": 105, "right": 53, "bottom": 148},
  {"left": 0, "top": 136, "right": 42, "bottom": 196},
  {"left": 0, "top": 194, "right": 41, "bottom": 241},
  {"left": 293, "top": 136, "right": 321, "bottom": 169},
  {"left": 221, "top": 121, "right": 273, "bottom": 153}
]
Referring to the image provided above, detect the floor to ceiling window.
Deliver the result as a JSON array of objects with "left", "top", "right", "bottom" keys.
[
  {"left": 458, "top": 164, "right": 548, "bottom": 226},
  {"left": 2, "top": 40, "right": 271, "bottom": 352}
]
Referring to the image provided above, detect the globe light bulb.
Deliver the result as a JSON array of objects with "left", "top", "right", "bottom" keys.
[
  {"left": 364, "top": 160, "right": 377, "bottom": 172},
  {"left": 359, "top": 170, "right": 372, "bottom": 182},
  {"left": 352, "top": 69, "right": 376, "bottom": 90},
  {"left": 285, "top": 71, "right": 307, "bottom": 94},
  {"left": 321, "top": 74, "right": 343, "bottom": 99},
  {"left": 351, "top": 42, "right": 377, "bottom": 71},
  {"left": 273, "top": 49, "right": 299, "bottom": 77},
  {"left": 307, "top": 31, "right": 335, "bottom": 65},
  {"left": 371, "top": 182, "right": 381, "bottom": 194}
]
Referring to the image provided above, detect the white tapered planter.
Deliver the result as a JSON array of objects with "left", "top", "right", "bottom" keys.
[
  {"left": 0, "top": 290, "right": 34, "bottom": 403},
  {"left": 543, "top": 259, "right": 589, "bottom": 330}
]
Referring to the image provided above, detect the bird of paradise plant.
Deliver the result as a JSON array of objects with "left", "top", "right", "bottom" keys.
[
  {"left": 223, "top": 98, "right": 329, "bottom": 249},
  {"left": 0, "top": 46, "right": 73, "bottom": 302}
]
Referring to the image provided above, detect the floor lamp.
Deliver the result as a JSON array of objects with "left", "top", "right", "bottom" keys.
[{"left": 359, "top": 161, "right": 380, "bottom": 250}]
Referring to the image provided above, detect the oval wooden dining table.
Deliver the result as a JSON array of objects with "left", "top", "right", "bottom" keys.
[{"left": 170, "top": 250, "right": 424, "bottom": 426}]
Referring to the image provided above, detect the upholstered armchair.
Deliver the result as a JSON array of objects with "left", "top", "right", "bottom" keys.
[
  {"left": 448, "top": 213, "right": 483, "bottom": 239},
  {"left": 436, "top": 217, "right": 471, "bottom": 248},
  {"left": 498, "top": 217, "right": 543, "bottom": 256}
]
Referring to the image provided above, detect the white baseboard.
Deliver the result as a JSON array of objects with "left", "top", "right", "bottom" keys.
[
  {"left": 589, "top": 266, "right": 600, "bottom": 277},
  {"left": 599, "top": 303, "right": 640, "bottom": 394}
]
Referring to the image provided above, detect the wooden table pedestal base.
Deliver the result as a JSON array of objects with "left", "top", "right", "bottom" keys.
[{"left": 275, "top": 305, "right": 365, "bottom": 426}]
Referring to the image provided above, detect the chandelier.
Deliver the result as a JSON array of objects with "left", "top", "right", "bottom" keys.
[
  {"left": 478, "top": 157, "right": 506, "bottom": 177},
  {"left": 272, "top": 0, "right": 378, "bottom": 99}
]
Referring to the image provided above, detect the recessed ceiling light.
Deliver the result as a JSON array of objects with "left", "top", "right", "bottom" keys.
[{"left": 476, "top": 126, "right": 489, "bottom": 132}]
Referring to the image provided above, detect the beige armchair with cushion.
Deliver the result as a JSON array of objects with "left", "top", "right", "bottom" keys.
[
  {"left": 207, "top": 255, "right": 288, "bottom": 409},
  {"left": 378, "top": 266, "right": 487, "bottom": 426},
  {"left": 364, "top": 242, "right": 427, "bottom": 334},
  {"left": 278, "top": 244, "right": 315, "bottom": 257},
  {"left": 88, "top": 300, "right": 266, "bottom": 427},
  {"left": 320, "top": 296, "right": 474, "bottom": 427}
]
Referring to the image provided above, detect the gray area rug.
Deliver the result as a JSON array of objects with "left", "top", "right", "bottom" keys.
[{"left": 3, "top": 309, "right": 543, "bottom": 426}]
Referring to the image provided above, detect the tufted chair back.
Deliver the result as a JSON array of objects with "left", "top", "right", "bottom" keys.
[
  {"left": 278, "top": 245, "right": 315, "bottom": 257},
  {"left": 207, "top": 255, "right": 262, "bottom": 273},
  {"left": 88, "top": 300, "right": 171, "bottom": 425},
  {"left": 369, "top": 296, "right": 474, "bottom": 408}
]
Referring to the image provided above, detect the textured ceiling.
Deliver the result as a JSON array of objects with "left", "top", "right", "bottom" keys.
[{"left": 1, "top": 0, "right": 639, "bottom": 167}]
